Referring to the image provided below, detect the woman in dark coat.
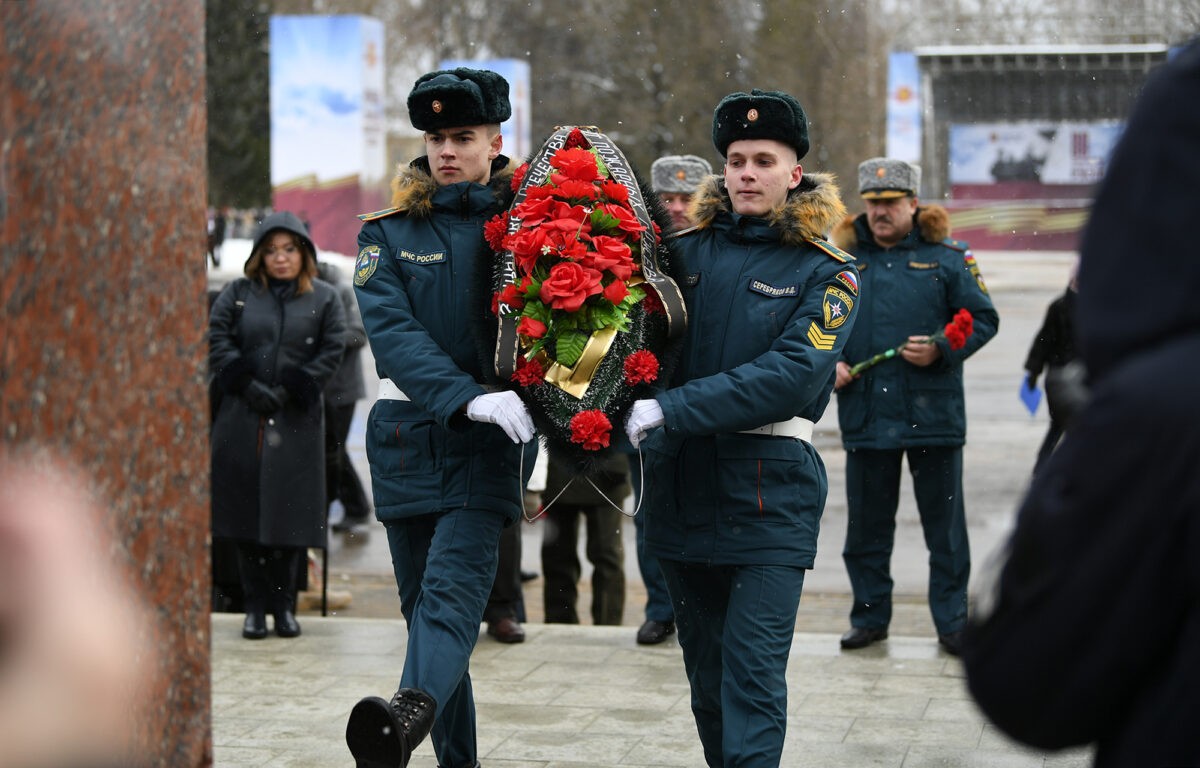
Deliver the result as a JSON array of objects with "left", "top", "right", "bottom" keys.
[{"left": 208, "top": 211, "right": 346, "bottom": 639}]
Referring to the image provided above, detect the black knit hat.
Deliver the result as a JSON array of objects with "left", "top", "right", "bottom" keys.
[
  {"left": 407, "top": 68, "right": 511, "bottom": 131},
  {"left": 711, "top": 89, "right": 809, "bottom": 159}
]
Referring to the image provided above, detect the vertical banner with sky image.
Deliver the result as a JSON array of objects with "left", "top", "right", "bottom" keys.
[
  {"left": 886, "top": 52, "right": 922, "bottom": 167},
  {"left": 270, "top": 15, "right": 385, "bottom": 258}
]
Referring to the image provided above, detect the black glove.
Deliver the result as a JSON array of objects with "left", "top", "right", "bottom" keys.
[{"left": 243, "top": 380, "right": 285, "bottom": 415}]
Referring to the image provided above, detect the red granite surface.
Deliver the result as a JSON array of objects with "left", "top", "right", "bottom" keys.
[{"left": 1, "top": 2, "right": 212, "bottom": 764}]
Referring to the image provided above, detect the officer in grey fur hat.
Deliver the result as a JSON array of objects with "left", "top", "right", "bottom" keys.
[
  {"left": 830, "top": 157, "right": 999, "bottom": 657},
  {"left": 345, "top": 67, "right": 537, "bottom": 768},
  {"left": 650, "top": 154, "right": 712, "bottom": 231}
]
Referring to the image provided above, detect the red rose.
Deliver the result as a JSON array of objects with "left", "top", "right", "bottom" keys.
[
  {"left": 623, "top": 350, "right": 659, "bottom": 385},
  {"left": 512, "top": 356, "right": 546, "bottom": 387},
  {"left": 539, "top": 262, "right": 602, "bottom": 312},
  {"left": 603, "top": 280, "right": 629, "bottom": 305},
  {"left": 517, "top": 316, "right": 547, "bottom": 339},
  {"left": 484, "top": 213, "right": 509, "bottom": 251},
  {"left": 569, "top": 409, "right": 612, "bottom": 451},
  {"left": 513, "top": 195, "right": 560, "bottom": 226},
  {"left": 584, "top": 235, "right": 635, "bottom": 281},
  {"left": 596, "top": 202, "right": 646, "bottom": 235},
  {"left": 504, "top": 228, "right": 551, "bottom": 275},
  {"left": 511, "top": 163, "right": 528, "bottom": 191},
  {"left": 499, "top": 282, "right": 525, "bottom": 309},
  {"left": 551, "top": 147, "right": 600, "bottom": 182}
]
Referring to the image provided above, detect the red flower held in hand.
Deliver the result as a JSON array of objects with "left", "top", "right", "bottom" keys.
[
  {"left": 623, "top": 350, "right": 659, "bottom": 385},
  {"left": 569, "top": 409, "right": 612, "bottom": 451}
]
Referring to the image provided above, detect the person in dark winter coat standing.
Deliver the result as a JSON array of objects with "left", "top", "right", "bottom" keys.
[
  {"left": 1023, "top": 263, "right": 1083, "bottom": 473},
  {"left": 540, "top": 451, "right": 630, "bottom": 626},
  {"left": 963, "top": 38, "right": 1200, "bottom": 768},
  {"left": 344, "top": 68, "right": 537, "bottom": 768},
  {"left": 315, "top": 260, "right": 373, "bottom": 535},
  {"left": 831, "top": 158, "right": 999, "bottom": 656},
  {"left": 208, "top": 211, "right": 347, "bottom": 640},
  {"left": 624, "top": 89, "right": 858, "bottom": 767}
]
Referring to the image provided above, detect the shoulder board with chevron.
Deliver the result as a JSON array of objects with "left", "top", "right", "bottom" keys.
[
  {"left": 358, "top": 206, "right": 402, "bottom": 222},
  {"left": 808, "top": 237, "right": 855, "bottom": 262}
]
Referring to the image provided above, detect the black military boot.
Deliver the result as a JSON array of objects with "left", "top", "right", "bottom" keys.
[
  {"left": 241, "top": 600, "right": 268, "bottom": 640},
  {"left": 346, "top": 688, "right": 436, "bottom": 768}
]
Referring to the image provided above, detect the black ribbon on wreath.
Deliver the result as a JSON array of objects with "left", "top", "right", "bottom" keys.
[{"left": 485, "top": 126, "right": 687, "bottom": 472}]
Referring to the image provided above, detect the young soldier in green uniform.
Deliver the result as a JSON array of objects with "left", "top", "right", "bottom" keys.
[
  {"left": 831, "top": 158, "right": 999, "bottom": 656},
  {"left": 625, "top": 89, "right": 858, "bottom": 767},
  {"left": 344, "top": 68, "right": 537, "bottom": 768}
]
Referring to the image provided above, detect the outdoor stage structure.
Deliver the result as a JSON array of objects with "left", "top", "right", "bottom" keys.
[{"left": 886, "top": 43, "right": 1173, "bottom": 250}]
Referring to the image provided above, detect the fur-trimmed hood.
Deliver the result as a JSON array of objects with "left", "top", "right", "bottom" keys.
[
  {"left": 686, "top": 171, "right": 846, "bottom": 246},
  {"left": 829, "top": 204, "right": 952, "bottom": 252},
  {"left": 387, "top": 155, "right": 517, "bottom": 217}
]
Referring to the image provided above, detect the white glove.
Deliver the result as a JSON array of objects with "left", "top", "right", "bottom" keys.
[
  {"left": 466, "top": 391, "right": 536, "bottom": 444},
  {"left": 624, "top": 399, "right": 665, "bottom": 448}
]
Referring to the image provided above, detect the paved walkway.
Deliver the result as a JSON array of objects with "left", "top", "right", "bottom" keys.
[
  {"left": 211, "top": 614, "right": 1092, "bottom": 767},
  {"left": 210, "top": 249, "right": 1095, "bottom": 766}
]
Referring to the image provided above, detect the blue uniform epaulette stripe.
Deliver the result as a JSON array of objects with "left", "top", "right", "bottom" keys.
[
  {"left": 668, "top": 225, "right": 701, "bottom": 238},
  {"left": 358, "top": 206, "right": 402, "bottom": 222},
  {"left": 808, "top": 237, "right": 855, "bottom": 262},
  {"left": 942, "top": 237, "right": 970, "bottom": 251}
]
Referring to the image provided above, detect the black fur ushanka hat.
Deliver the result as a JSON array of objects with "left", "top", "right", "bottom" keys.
[
  {"left": 407, "top": 67, "right": 511, "bottom": 131},
  {"left": 712, "top": 88, "right": 809, "bottom": 159}
]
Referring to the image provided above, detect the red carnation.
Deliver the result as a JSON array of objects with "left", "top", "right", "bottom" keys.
[
  {"left": 564, "top": 127, "right": 589, "bottom": 150},
  {"left": 944, "top": 324, "right": 967, "bottom": 350},
  {"left": 623, "top": 350, "right": 659, "bottom": 385},
  {"left": 512, "top": 356, "right": 546, "bottom": 387},
  {"left": 600, "top": 179, "right": 629, "bottom": 203},
  {"left": 484, "top": 213, "right": 509, "bottom": 251},
  {"left": 511, "top": 163, "right": 528, "bottom": 191},
  {"left": 569, "top": 409, "right": 612, "bottom": 451},
  {"left": 551, "top": 147, "right": 600, "bottom": 182},
  {"left": 641, "top": 289, "right": 665, "bottom": 315},
  {"left": 953, "top": 308, "right": 974, "bottom": 336},
  {"left": 552, "top": 177, "right": 599, "bottom": 201}
]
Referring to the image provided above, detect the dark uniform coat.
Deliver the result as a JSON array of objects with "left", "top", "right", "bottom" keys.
[
  {"left": 964, "top": 38, "right": 1200, "bottom": 767},
  {"left": 831, "top": 206, "right": 999, "bottom": 449},
  {"left": 209, "top": 270, "right": 346, "bottom": 549},
  {"left": 353, "top": 156, "right": 534, "bottom": 523},
  {"left": 643, "top": 172, "right": 858, "bottom": 566}
]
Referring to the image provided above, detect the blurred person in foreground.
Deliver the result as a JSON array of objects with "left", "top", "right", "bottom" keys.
[
  {"left": 963, "top": 39, "right": 1200, "bottom": 767},
  {"left": 625, "top": 88, "right": 857, "bottom": 767},
  {"left": 0, "top": 451, "right": 155, "bottom": 768},
  {"left": 831, "top": 158, "right": 998, "bottom": 656},
  {"left": 1022, "top": 258, "right": 1085, "bottom": 474},
  {"left": 344, "top": 67, "right": 536, "bottom": 768},
  {"left": 208, "top": 212, "right": 346, "bottom": 640}
]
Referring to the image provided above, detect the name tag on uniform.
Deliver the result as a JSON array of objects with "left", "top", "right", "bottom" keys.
[
  {"left": 399, "top": 249, "right": 446, "bottom": 265},
  {"left": 749, "top": 279, "right": 798, "bottom": 298},
  {"left": 907, "top": 260, "right": 938, "bottom": 270}
]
